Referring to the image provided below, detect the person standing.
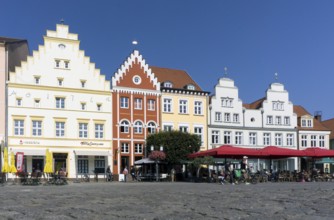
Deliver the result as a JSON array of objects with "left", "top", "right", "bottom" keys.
[
  {"left": 171, "top": 168, "right": 176, "bottom": 182},
  {"left": 122, "top": 166, "right": 128, "bottom": 182},
  {"left": 106, "top": 165, "right": 112, "bottom": 182},
  {"left": 130, "top": 166, "right": 137, "bottom": 181}
]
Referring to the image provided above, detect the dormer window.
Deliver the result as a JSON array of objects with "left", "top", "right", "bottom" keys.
[
  {"left": 187, "top": 84, "right": 195, "bottom": 90},
  {"left": 164, "top": 81, "right": 173, "bottom": 88},
  {"left": 301, "top": 118, "right": 313, "bottom": 128}
]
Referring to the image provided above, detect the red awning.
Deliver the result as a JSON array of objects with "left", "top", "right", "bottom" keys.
[
  {"left": 259, "top": 146, "right": 304, "bottom": 158},
  {"left": 301, "top": 147, "right": 334, "bottom": 158},
  {"left": 215, "top": 145, "right": 261, "bottom": 158}
]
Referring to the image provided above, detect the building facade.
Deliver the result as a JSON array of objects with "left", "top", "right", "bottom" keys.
[
  {"left": 111, "top": 50, "right": 161, "bottom": 174},
  {"left": 7, "top": 24, "right": 112, "bottom": 178},
  {"left": 151, "top": 67, "right": 210, "bottom": 151},
  {"left": 208, "top": 76, "right": 299, "bottom": 171}
]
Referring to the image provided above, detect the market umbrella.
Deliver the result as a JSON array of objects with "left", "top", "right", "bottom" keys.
[
  {"left": 302, "top": 147, "right": 334, "bottom": 158},
  {"left": 9, "top": 152, "right": 17, "bottom": 173},
  {"left": 260, "top": 146, "right": 305, "bottom": 158},
  {"left": 215, "top": 145, "right": 261, "bottom": 158},
  {"left": 1, "top": 147, "right": 10, "bottom": 173},
  {"left": 43, "top": 149, "right": 53, "bottom": 173}
]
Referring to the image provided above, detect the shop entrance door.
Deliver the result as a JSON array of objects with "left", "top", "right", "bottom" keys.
[{"left": 53, "top": 153, "right": 68, "bottom": 173}]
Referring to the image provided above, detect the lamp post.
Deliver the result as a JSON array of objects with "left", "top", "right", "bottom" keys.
[{"left": 150, "top": 145, "right": 164, "bottom": 182}]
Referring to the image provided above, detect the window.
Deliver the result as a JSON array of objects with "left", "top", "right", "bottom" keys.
[
  {"left": 215, "top": 112, "right": 222, "bottom": 122},
  {"left": 97, "top": 104, "right": 102, "bottom": 111},
  {"left": 179, "top": 126, "right": 188, "bottom": 133},
  {"left": 134, "top": 98, "right": 142, "bottom": 110},
  {"left": 319, "top": 136, "right": 325, "bottom": 147},
  {"left": 301, "top": 119, "right": 306, "bottom": 127},
  {"left": 56, "top": 97, "right": 65, "bottom": 109},
  {"left": 311, "top": 135, "right": 317, "bottom": 147},
  {"left": 79, "top": 123, "right": 88, "bottom": 138},
  {"left": 307, "top": 120, "right": 312, "bottom": 127},
  {"left": 301, "top": 135, "right": 307, "bottom": 147},
  {"left": 275, "top": 116, "right": 282, "bottom": 125},
  {"left": 133, "top": 76, "right": 141, "bottom": 85},
  {"left": 284, "top": 117, "right": 290, "bottom": 125},
  {"left": 263, "top": 133, "right": 271, "bottom": 146},
  {"left": 55, "top": 122, "right": 65, "bottom": 137},
  {"left": 14, "top": 120, "right": 24, "bottom": 135},
  {"left": 164, "top": 81, "right": 173, "bottom": 88},
  {"left": 194, "top": 127, "right": 203, "bottom": 144},
  {"left": 273, "top": 101, "right": 284, "bottom": 111},
  {"left": 224, "top": 131, "right": 231, "bottom": 144},
  {"left": 187, "top": 84, "right": 195, "bottom": 90},
  {"left": 34, "top": 99, "right": 40, "bottom": 108},
  {"left": 224, "top": 113, "right": 231, "bottom": 122},
  {"left": 163, "top": 125, "right": 173, "bottom": 131},
  {"left": 221, "top": 98, "right": 233, "bottom": 107},
  {"left": 78, "top": 156, "right": 89, "bottom": 174},
  {"left": 233, "top": 114, "right": 239, "bottom": 123},
  {"left": 287, "top": 134, "right": 294, "bottom": 146},
  {"left": 58, "top": 78, "right": 63, "bottom": 86},
  {"left": 121, "top": 143, "right": 129, "bottom": 153},
  {"left": 34, "top": 76, "right": 40, "bottom": 85},
  {"left": 81, "top": 103, "right": 86, "bottom": 110},
  {"left": 55, "top": 60, "right": 60, "bottom": 68},
  {"left": 163, "top": 98, "right": 172, "bottom": 112},
  {"left": 95, "top": 124, "right": 104, "bottom": 138},
  {"left": 147, "top": 122, "right": 156, "bottom": 134},
  {"left": 275, "top": 133, "right": 282, "bottom": 146},
  {"left": 212, "top": 130, "right": 220, "bottom": 144},
  {"left": 32, "top": 120, "right": 42, "bottom": 136},
  {"left": 235, "top": 132, "right": 242, "bottom": 145},
  {"left": 94, "top": 156, "right": 105, "bottom": 172},
  {"left": 81, "top": 80, "right": 86, "bottom": 88},
  {"left": 249, "top": 133, "right": 257, "bottom": 145},
  {"left": 120, "top": 121, "right": 130, "bottom": 133},
  {"left": 147, "top": 99, "right": 155, "bottom": 111},
  {"left": 16, "top": 98, "right": 22, "bottom": 107},
  {"left": 179, "top": 100, "right": 188, "bottom": 114},
  {"left": 194, "top": 101, "right": 202, "bottom": 115},
  {"left": 64, "top": 61, "right": 70, "bottom": 69},
  {"left": 134, "top": 121, "right": 143, "bottom": 134},
  {"left": 267, "top": 116, "right": 273, "bottom": 125},
  {"left": 135, "top": 143, "right": 143, "bottom": 154},
  {"left": 120, "top": 97, "right": 129, "bottom": 108}
]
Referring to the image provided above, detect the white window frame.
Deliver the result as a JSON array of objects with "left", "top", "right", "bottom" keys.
[
  {"left": 163, "top": 124, "right": 173, "bottom": 131},
  {"left": 134, "top": 121, "right": 143, "bottom": 134},
  {"left": 95, "top": 124, "right": 104, "bottom": 139},
  {"left": 32, "top": 120, "right": 42, "bottom": 136},
  {"left": 55, "top": 122, "right": 65, "bottom": 137},
  {"left": 221, "top": 98, "right": 233, "bottom": 108},
  {"left": 267, "top": 116, "right": 273, "bottom": 125},
  {"left": 215, "top": 112, "right": 222, "bottom": 122},
  {"left": 135, "top": 143, "right": 143, "bottom": 154},
  {"left": 286, "top": 134, "right": 294, "bottom": 146},
  {"left": 147, "top": 99, "right": 155, "bottom": 111},
  {"left": 147, "top": 122, "right": 156, "bottom": 134},
  {"left": 301, "top": 135, "right": 308, "bottom": 147},
  {"left": 163, "top": 98, "right": 172, "bottom": 113},
  {"left": 249, "top": 132, "right": 257, "bottom": 145},
  {"left": 311, "top": 135, "right": 317, "bottom": 147},
  {"left": 179, "top": 126, "right": 188, "bottom": 133},
  {"left": 224, "top": 113, "right": 231, "bottom": 122},
  {"left": 212, "top": 130, "right": 220, "bottom": 144},
  {"left": 194, "top": 101, "right": 202, "bottom": 115},
  {"left": 121, "top": 143, "right": 129, "bottom": 153},
  {"left": 14, "top": 120, "right": 24, "bottom": 136},
  {"left": 134, "top": 98, "right": 142, "bottom": 110},
  {"left": 224, "top": 131, "right": 231, "bottom": 144},
  {"left": 319, "top": 135, "right": 325, "bottom": 147},
  {"left": 194, "top": 127, "right": 203, "bottom": 144},
  {"left": 120, "top": 121, "right": 130, "bottom": 133},
  {"left": 284, "top": 116, "right": 290, "bottom": 125},
  {"left": 16, "top": 98, "right": 22, "bottom": 107},
  {"left": 120, "top": 97, "right": 129, "bottom": 108},
  {"left": 275, "top": 133, "right": 283, "bottom": 146},
  {"left": 233, "top": 114, "right": 239, "bottom": 123},
  {"left": 263, "top": 133, "right": 271, "bottom": 146},
  {"left": 275, "top": 116, "right": 282, "bottom": 125},
  {"left": 56, "top": 97, "right": 65, "bottom": 109},
  {"left": 79, "top": 123, "right": 88, "bottom": 138},
  {"left": 235, "top": 132, "right": 243, "bottom": 145},
  {"left": 179, "top": 100, "right": 188, "bottom": 114}
]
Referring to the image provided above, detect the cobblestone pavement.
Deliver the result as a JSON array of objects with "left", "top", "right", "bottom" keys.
[{"left": 0, "top": 181, "right": 333, "bottom": 220}]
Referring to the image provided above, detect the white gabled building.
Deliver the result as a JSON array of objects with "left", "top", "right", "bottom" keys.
[
  {"left": 7, "top": 24, "right": 112, "bottom": 179},
  {"left": 208, "top": 76, "right": 298, "bottom": 171}
]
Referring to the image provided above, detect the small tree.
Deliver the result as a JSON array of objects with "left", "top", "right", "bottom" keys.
[
  {"left": 192, "top": 156, "right": 215, "bottom": 179},
  {"left": 146, "top": 130, "right": 201, "bottom": 165}
]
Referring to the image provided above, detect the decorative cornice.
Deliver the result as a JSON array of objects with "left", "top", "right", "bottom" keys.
[{"left": 161, "top": 88, "right": 209, "bottom": 96}]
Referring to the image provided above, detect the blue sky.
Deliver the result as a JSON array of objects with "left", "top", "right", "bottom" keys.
[{"left": 2, "top": 0, "right": 334, "bottom": 120}]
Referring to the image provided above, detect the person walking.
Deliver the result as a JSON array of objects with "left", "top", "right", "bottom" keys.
[
  {"left": 122, "top": 166, "right": 128, "bottom": 182},
  {"left": 130, "top": 166, "right": 137, "bottom": 181}
]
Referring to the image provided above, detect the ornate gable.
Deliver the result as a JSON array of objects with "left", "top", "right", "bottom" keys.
[{"left": 112, "top": 50, "right": 160, "bottom": 91}]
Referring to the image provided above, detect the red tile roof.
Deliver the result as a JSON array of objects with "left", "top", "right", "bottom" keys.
[
  {"left": 150, "top": 66, "right": 202, "bottom": 91},
  {"left": 243, "top": 97, "right": 265, "bottom": 109},
  {"left": 294, "top": 105, "right": 330, "bottom": 131},
  {"left": 321, "top": 118, "right": 334, "bottom": 139}
]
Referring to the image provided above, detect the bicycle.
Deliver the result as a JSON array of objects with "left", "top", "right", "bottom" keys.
[{"left": 81, "top": 173, "right": 90, "bottom": 182}]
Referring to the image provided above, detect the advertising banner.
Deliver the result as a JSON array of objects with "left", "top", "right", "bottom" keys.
[{"left": 16, "top": 152, "right": 24, "bottom": 172}]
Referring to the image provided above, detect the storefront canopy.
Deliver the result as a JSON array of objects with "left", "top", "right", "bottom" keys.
[
  {"left": 260, "top": 146, "right": 304, "bottom": 158},
  {"left": 301, "top": 147, "right": 334, "bottom": 158}
]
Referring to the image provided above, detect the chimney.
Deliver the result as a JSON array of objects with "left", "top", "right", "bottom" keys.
[{"left": 314, "top": 111, "right": 322, "bottom": 122}]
